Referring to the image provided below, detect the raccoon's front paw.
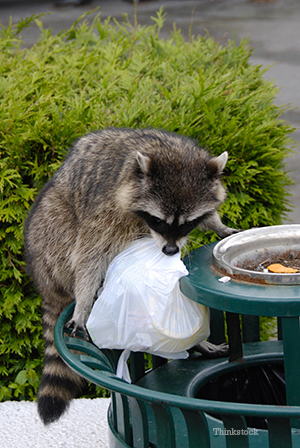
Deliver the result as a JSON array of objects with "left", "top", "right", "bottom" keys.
[
  {"left": 229, "top": 228, "right": 242, "bottom": 234},
  {"left": 220, "top": 227, "right": 242, "bottom": 238},
  {"left": 194, "top": 340, "right": 229, "bottom": 359},
  {"left": 65, "top": 319, "right": 90, "bottom": 341}
]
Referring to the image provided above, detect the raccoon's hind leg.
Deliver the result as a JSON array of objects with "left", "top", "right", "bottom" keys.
[
  {"left": 38, "top": 290, "right": 86, "bottom": 425},
  {"left": 194, "top": 340, "right": 229, "bottom": 359},
  {"left": 65, "top": 247, "right": 107, "bottom": 339}
]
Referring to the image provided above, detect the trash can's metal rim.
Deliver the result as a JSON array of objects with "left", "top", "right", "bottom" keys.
[
  {"left": 212, "top": 225, "right": 300, "bottom": 285},
  {"left": 181, "top": 242, "right": 300, "bottom": 317}
]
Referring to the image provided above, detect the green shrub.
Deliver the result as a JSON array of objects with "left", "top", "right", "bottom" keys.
[{"left": 0, "top": 10, "right": 294, "bottom": 401}]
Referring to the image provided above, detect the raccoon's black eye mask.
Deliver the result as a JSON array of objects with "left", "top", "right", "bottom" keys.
[{"left": 134, "top": 210, "right": 214, "bottom": 238}]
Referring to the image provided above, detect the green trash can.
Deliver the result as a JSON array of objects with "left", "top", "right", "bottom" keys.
[
  {"left": 54, "top": 309, "right": 300, "bottom": 447},
  {"left": 54, "top": 244, "right": 300, "bottom": 448}
]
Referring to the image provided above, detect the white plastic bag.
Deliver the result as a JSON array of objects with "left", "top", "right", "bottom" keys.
[{"left": 86, "top": 238, "right": 210, "bottom": 382}]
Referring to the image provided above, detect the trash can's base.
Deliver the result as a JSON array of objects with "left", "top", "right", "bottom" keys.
[
  {"left": 107, "top": 399, "right": 270, "bottom": 448},
  {"left": 108, "top": 405, "right": 130, "bottom": 448}
]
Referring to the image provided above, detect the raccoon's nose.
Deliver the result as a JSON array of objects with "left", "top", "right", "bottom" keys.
[{"left": 162, "top": 243, "right": 179, "bottom": 256}]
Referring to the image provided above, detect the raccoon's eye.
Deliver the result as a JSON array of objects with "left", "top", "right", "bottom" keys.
[
  {"left": 134, "top": 211, "right": 167, "bottom": 233},
  {"left": 179, "top": 211, "right": 215, "bottom": 236}
]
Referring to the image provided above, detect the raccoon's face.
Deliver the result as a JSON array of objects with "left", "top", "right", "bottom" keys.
[
  {"left": 131, "top": 147, "right": 228, "bottom": 256},
  {"left": 134, "top": 209, "right": 215, "bottom": 255}
]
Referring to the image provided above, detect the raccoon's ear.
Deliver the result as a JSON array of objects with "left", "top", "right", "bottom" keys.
[
  {"left": 136, "top": 152, "right": 151, "bottom": 175},
  {"left": 207, "top": 151, "right": 228, "bottom": 177}
]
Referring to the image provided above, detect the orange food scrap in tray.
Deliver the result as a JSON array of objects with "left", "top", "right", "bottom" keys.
[{"left": 267, "top": 263, "right": 298, "bottom": 274}]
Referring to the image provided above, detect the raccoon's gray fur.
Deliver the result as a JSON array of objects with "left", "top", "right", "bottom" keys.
[{"left": 24, "top": 127, "right": 237, "bottom": 424}]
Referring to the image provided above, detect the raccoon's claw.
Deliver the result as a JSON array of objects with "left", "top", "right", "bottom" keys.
[
  {"left": 71, "top": 326, "right": 90, "bottom": 342},
  {"left": 229, "top": 228, "right": 242, "bottom": 235},
  {"left": 194, "top": 340, "right": 229, "bottom": 359},
  {"left": 219, "top": 227, "right": 242, "bottom": 238},
  {"left": 65, "top": 319, "right": 90, "bottom": 341}
]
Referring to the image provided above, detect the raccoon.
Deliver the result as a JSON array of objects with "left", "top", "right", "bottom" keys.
[{"left": 24, "top": 127, "right": 237, "bottom": 424}]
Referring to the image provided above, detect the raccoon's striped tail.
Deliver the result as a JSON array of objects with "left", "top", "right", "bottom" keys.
[{"left": 37, "top": 307, "right": 86, "bottom": 425}]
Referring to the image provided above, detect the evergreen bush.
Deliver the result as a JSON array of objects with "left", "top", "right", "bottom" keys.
[{"left": 0, "top": 9, "right": 294, "bottom": 401}]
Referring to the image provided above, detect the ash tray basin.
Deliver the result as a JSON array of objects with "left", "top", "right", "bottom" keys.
[{"left": 212, "top": 224, "right": 300, "bottom": 285}]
